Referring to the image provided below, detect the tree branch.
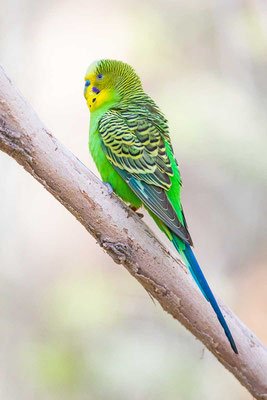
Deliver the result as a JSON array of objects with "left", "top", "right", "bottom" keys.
[{"left": 0, "top": 65, "right": 266, "bottom": 399}]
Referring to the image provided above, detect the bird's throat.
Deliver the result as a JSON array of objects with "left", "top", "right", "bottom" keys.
[{"left": 87, "top": 88, "right": 118, "bottom": 114}]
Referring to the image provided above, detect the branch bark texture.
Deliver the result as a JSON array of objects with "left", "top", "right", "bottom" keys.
[{"left": 0, "top": 65, "right": 266, "bottom": 399}]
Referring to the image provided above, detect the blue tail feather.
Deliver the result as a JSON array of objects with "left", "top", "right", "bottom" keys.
[{"left": 172, "top": 236, "right": 238, "bottom": 354}]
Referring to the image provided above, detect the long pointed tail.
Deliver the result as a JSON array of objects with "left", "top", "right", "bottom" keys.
[{"left": 172, "top": 235, "right": 238, "bottom": 354}]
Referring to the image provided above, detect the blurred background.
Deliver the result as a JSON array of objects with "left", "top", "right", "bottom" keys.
[{"left": 0, "top": 0, "right": 267, "bottom": 398}]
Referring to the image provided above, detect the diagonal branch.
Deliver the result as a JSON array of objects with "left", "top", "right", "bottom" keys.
[{"left": 0, "top": 65, "right": 266, "bottom": 399}]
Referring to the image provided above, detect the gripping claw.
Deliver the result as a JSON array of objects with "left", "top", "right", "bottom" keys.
[{"left": 103, "top": 182, "right": 113, "bottom": 195}]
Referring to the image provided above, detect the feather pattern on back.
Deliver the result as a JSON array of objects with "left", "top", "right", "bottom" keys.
[{"left": 98, "top": 102, "right": 192, "bottom": 244}]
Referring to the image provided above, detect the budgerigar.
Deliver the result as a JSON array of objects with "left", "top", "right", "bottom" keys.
[{"left": 84, "top": 59, "right": 238, "bottom": 354}]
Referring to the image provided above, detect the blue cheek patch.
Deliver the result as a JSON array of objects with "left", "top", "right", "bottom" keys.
[
  {"left": 92, "top": 87, "right": 100, "bottom": 94},
  {"left": 85, "top": 80, "right": 90, "bottom": 87}
]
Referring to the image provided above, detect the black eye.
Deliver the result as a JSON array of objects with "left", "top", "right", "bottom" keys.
[
  {"left": 96, "top": 74, "right": 103, "bottom": 80},
  {"left": 85, "top": 80, "right": 90, "bottom": 87}
]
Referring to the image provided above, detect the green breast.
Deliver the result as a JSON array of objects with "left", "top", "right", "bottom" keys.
[{"left": 89, "top": 127, "right": 142, "bottom": 208}]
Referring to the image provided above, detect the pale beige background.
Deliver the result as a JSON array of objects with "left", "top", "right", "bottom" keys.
[{"left": 0, "top": 0, "right": 267, "bottom": 399}]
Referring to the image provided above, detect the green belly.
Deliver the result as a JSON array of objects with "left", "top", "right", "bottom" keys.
[{"left": 89, "top": 129, "right": 142, "bottom": 208}]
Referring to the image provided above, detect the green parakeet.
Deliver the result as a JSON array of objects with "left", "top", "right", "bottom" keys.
[{"left": 84, "top": 59, "right": 237, "bottom": 354}]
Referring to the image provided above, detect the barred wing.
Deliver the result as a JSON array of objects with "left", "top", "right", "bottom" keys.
[{"left": 99, "top": 109, "right": 192, "bottom": 244}]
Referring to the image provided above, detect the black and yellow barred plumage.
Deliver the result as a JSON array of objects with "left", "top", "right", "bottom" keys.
[{"left": 99, "top": 106, "right": 174, "bottom": 190}]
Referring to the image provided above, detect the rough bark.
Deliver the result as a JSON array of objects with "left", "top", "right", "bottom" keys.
[{"left": 0, "top": 65, "right": 266, "bottom": 399}]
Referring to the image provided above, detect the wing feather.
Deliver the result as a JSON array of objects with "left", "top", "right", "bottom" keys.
[{"left": 98, "top": 107, "right": 192, "bottom": 244}]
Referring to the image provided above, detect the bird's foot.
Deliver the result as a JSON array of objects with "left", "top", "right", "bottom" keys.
[
  {"left": 130, "top": 205, "right": 144, "bottom": 219},
  {"left": 103, "top": 182, "right": 113, "bottom": 195}
]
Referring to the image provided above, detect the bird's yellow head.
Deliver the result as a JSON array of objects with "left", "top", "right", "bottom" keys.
[{"left": 84, "top": 59, "right": 143, "bottom": 113}]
